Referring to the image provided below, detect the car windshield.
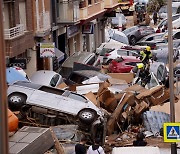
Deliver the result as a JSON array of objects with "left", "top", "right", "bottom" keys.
[
  {"left": 99, "top": 48, "right": 115, "bottom": 56},
  {"left": 159, "top": 6, "right": 167, "bottom": 13},
  {"left": 159, "top": 6, "right": 177, "bottom": 14},
  {"left": 111, "top": 33, "right": 129, "bottom": 44},
  {"left": 117, "top": 49, "right": 138, "bottom": 56},
  {"left": 146, "top": 73, "right": 160, "bottom": 89},
  {"left": 123, "top": 26, "right": 138, "bottom": 35},
  {"left": 172, "top": 7, "right": 178, "bottom": 14},
  {"left": 69, "top": 73, "right": 89, "bottom": 84},
  {"left": 115, "top": 57, "right": 124, "bottom": 62}
]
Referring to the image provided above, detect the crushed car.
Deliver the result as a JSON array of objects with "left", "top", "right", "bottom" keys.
[{"left": 7, "top": 81, "right": 106, "bottom": 141}]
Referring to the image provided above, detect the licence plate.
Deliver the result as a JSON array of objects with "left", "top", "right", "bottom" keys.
[{"left": 121, "top": 6, "right": 129, "bottom": 10}]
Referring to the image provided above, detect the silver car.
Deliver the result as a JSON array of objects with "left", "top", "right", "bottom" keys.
[
  {"left": 30, "top": 70, "right": 63, "bottom": 87},
  {"left": 7, "top": 81, "right": 104, "bottom": 128},
  {"left": 59, "top": 52, "right": 96, "bottom": 78}
]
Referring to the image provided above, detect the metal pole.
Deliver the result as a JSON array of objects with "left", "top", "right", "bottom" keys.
[
  {"left": 167, "top": 0, "right": 177, "bottom": 153},
  {"left": 0, "top": 1, "right": 9, "bottom": 154}
]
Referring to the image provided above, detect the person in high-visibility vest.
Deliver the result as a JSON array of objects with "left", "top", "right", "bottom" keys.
[
  {"left": 135, "top": 63, "right": 151, "bottom": 87},
  {"left": 140, "top": 46, "right": 152, "bottom": 65}
]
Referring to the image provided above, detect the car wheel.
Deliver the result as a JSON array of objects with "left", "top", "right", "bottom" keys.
[
  {"left": 8, "top": 93, "right": 27, "bottom": 111},
  {"left": 106, "top": 59, "right": 112, "bottom": 65},
  {"left": 78, "top": 109, "right": 97, "bottom": 124},
  {"left": 130, "top": 36, "right": 136, "bottom": 45}
]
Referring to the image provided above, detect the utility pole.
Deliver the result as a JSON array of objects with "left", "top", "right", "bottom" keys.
[
  {"left": 167, "top": 0, "right": 177, "bottom": 153},
  {"left": 0, "top": 1, "right": 9, "bottom": 154}
]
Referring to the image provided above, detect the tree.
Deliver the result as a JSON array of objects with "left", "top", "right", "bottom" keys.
[{"left": 147, "top": 0, "right": 166, "bottom": 13}]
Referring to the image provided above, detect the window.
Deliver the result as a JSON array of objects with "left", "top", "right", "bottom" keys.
[
  {"left": 86, "top": 55, "right": 96, "bottom": 65},
  {"left": 100, "top": 48, "right": 114, "bottom": 56},
  {"left": 157, "top": 65, "right": 165, "bottom": 81},
  {"left": 146, "top": 37, "right": 153, "bottom": 41},
  {"left": 173, "top": 32, "right": 180, "bottom": 39},
  {"left": 88, "top": 0, "right": 92, "bottom": 5},
  {"left": 111, "top": 33, "right": 129, "bottom": 44},
  {"left": 69, "top": 73, "right": 88, "bottom": 84},
  {"left": 115, "top": 57, "right": 124, "bottom": 63},
  {"left": 117, "top": 50, "right": 128, "bottom": 56},
  {"left": 50, "top": 74, "right": 60, "bottom": 87}
]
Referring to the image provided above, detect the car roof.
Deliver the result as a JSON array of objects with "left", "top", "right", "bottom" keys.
[
  {"left": 72, "top": 70, "right": 104, "bottom": 78},
  {"left": 6, "top": 67, "right": 29, "bottom": 84},
  {"left": 30, "top": 70, "right": 60, "bottom": 86},
  {"left": 62, "top": 52, "right": 95, "bottom": 68},
  {"left": 12, "top": 81, "right": 42, "bottom": 89},
  {"left": 138, "top": 33, "right": 165, "bottom": 42},
  {"left": 120, "top": 56, "right": 140, "bottom": 60}
]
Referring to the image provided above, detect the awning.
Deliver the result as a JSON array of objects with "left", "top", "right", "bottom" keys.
[{"left": 55, "top": 48, "right": 65, "bottom": 62}]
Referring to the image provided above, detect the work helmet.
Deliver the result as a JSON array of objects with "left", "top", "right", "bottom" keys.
[
  {"left": 137, "top": 63, "right": 144, "bottom": 69},
  {"left": 146, "top": 46, "right": 151, "bottom": 52}
]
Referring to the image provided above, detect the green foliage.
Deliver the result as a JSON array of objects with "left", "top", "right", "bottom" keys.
[{"left": 147, "top": 0, "right": 166, "bottom": 13}]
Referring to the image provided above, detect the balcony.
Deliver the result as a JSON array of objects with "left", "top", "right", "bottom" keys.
[
  {"left": 4, "top": 25, "right": 34, "bottom": 58},
  {"left": 104, "top": 0, "right": 119, "bottom": 9},
  {"left": 79, "top": 0, "right": 105, "bottom": 21},
  {"left": 57, "top": 0, "right": 80, "bottom": 25},
  {"left": 4, "top": 24, "right": 24, "bottom": 40},
  {"left": 35, "top": 11, "right": 51, "bottom": 37}
]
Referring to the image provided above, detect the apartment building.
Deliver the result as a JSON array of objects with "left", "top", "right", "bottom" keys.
[
  {"left": 50, "top": 0, "right": 120, "bottom": 70},
  {"left": 55, "top": 0, "right": 120, "bottom": 55},
  {"left": 2, "top": 0, "right": 120, "bottom": 73},
  {"left": 3, "top": 0, "right": 34, "bottom": 76}
]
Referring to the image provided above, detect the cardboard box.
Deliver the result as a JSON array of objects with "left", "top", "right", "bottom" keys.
[
  {"left": 57, "top": 82, "right": 68, "bottom": 89},
  {"left": 85, "top": 92, "right": 99, "bottom": 107},
  {"left": 107, "top": 73, "right": 134, "bottom": 83},
  {"left": 134, "top": 101, "right": 149, "bottom": 115}
]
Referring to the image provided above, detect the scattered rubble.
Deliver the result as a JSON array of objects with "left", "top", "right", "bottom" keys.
[{"left": 8, "top": 65, "right": 179, "bottom": 153}]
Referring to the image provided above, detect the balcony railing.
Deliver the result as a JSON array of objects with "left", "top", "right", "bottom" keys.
[
  {"left": 80, "top": 0, "right": 104, "bottom": 19},
  {"left": 57, "top": 0, "right": 80, "bottom": 24},
  {"left": 38, "top": 11, "right": 51, "bottom": 32},
  {"left": 4, "top": 24, "right": 24, "bottom": 40}
]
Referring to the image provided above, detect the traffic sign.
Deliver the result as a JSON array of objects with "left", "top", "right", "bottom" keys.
[{"left": 164, "top": 123, "right": 180, "bottom": 142}]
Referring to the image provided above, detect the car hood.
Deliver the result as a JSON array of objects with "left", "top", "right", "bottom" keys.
[{"left": 6, "top": 68, "right": 29, "bottom": 84}]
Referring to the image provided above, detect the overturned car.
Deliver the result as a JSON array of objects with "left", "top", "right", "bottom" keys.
[{"left": 7, "top": 81, "right": 105, "bottom": 140}]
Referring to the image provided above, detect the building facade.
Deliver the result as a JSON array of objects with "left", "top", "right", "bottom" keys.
[
  {"left": 2, "top": 0, "right": 120, "bottom": 74},
  {"left": 3, "top": 0, "right": 35, "bottom": 76}
]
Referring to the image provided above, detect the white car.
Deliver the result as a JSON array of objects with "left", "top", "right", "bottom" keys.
[
  {"left": 158, "top": 2, "right": 180, "bottom": 19},
  {"left": 30, "top": 70, "right": 63, "bottom": 87},
  {"left": 155, "top": 14, "right": 180, "bottom": 32},
  {"left": 7, "top": 81, "right": 104, "bottom": 126},
  {"left": 96, "top": 47, "right": 140, "bottom": 65},
  {"left": 105, "top": 28, "right": 129, "bottom": 45}
]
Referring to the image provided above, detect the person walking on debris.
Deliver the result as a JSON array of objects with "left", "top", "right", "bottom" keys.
[
  {"left": 87, "top": 138, "right": 105, "bottom": 154},
  {"left": 135, "top": 63, "right": 151, "bottom": 87},
  {"left": 133, "top": 132, "right": 147, "bottom": 146},
  {"left": 75, "top": 135, "right": 87, "bottom": 154},
  {"left": 153, "top": 10, "right": 158, "bottom": 25}
]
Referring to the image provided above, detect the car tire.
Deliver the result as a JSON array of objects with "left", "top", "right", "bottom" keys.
[
  {"left": 78, "top": 109, "right": 97, "bottom": 124},
  {"left": 106, "top": 59, "right": 112, "bottom": 65},
  {"left": 130, "top": 36, "right": 136, "bottom": 45},
  {"left": 8, "top": 93, "right": 27, "bottom": 111}
]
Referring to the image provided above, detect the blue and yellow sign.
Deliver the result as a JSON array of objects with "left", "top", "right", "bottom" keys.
[{"left": 164, "top": 123, "right": 180, "bottom": 142}]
